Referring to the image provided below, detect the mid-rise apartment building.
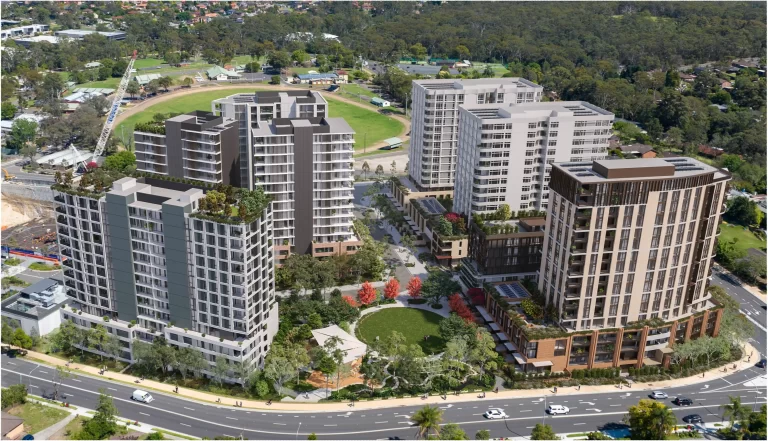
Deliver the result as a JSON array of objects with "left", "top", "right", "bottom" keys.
[
  {"left": 134, "top": 111, "right": 240, "bottom": 186},
  {"left": 541, "top": 158, "right": 729, "bottom": 332},
  {"left": 212, "top": 91, "right": 327, "bottom": 190},
  {"left": 408, "top": 78, "right": 543, "bottom": 191},
  {"left": 54, "top": 177, "right": 278, "bottom": 374},
  {"left": 454, "top": 102, "right": 613, "bottom": 215},
  {"left": 251, "top": 117, "right": 360, "bottom": 258}
]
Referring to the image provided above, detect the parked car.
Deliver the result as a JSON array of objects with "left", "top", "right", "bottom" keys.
[
  {"left": 757, "top": 358, "right": 766, "bottom": 369},
  {"left": 546, "top": 405, "right": 570, "bottom": 415},
  {"left": 673, "top": 397, "right": 693, "bottom": 406},
  {"left": 682, "top": 414, "right": 703, "bottom": 424},
  {"left": 484, "top": 409, "right": 508, "bottom": 419},
  {"left": 650, "top": 391, "right": 668, "bottom": 399},
  {"left": 131, "top": 390, "right": 154, "bottom": 403}
]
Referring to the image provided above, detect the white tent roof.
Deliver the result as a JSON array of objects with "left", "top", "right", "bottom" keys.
[{"left": 311, "top": 325, "right": 367, "bottom": 364}]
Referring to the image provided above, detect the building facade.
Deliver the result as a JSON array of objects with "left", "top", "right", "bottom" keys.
[
  {"left": 540, "top": 158, "right": 730, "bottom": 332},
  {"left": 54, "top": 177, "right": 278, "bottom": 374},
  {"left": 134, "top": 111, "right": 240, "bottom": 186},
  {"left": 250, "top": 117, "right": 360, "bottom": 259},
  {"left": 408, "top": 78, "right": 543, "bottom": 191},
  {"left": 454, "top": 102, "right": 613, "bottom": 216},
  {"left": 212, "top": 91, "right": 327, "bottom": 190}
]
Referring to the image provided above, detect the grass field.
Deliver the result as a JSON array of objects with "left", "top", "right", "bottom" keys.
[
  {"left": 719, "top": 222, "right": 767, "bottom": 253},
  {"left": 73, "top": 77, "right": 121, "bottom": 89},
  {"left": 115, "top": 88, "right": 404, "bottom": 151},
  {"left": 356, "top": 308, "right": 446, "bottom": 354},
  {"left": 7, "top": 401, "right": 70, "bottom": 434},
  {"left": 133, "top": 57, "right": 165, "bottom": 69}
]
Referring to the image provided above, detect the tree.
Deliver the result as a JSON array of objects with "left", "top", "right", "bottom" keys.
[
  {"left": 439, "top": 313, "right": 476, "bottom": 342},
  {"left": 291, "top": 50, "right": 309, "bottom": 64},
  {"left": 390, "top": 160, "right": 397, "bottom": 176},
  {"left": 407, "top": 276, "right": 422, "bottom": 298},
  {"left": 182, "top": 77, "right": 194, "bottom": 88},
  {"left": 307, "top": 312, "right": 324, "bottom": 329},
  {"left": 126, "top": 81, "right": 141, "bottom": 99},
  {"left": 308, "top": 434, "right": 318, "bottom": 440},
  {"left": 158, "top": 76, "right": 173, "bottom": 92},
  {"left": 51, "top": 366, "right": 72, "bottom": 401},
  {"left": 440, "top": 423, "right": 468, "bottom": 440},
  {"left": 725, "top": 196, "right": 759, "bottom": 227},
  {"left": 89, "top": 325, "right": 111, "bottom": 361},
  {"left": 268, "top": 51, "right": 292, "bottom": 70},
  {"left": 496, "top": 204, "right": 512, "bottom": 221},
  {"left": 624, "top": 399, "right": 677, "bottom": 440},
  {"left": 531, "top": 423, "right": 559, "bottom": 440},
  {"left": 175, "top": 347, "right": 207, "bottom": 380},
  {"left": 6, "top": 119, "right": 37, "bottom": 151},
  {"left": 586, "top": 432, "right": 612, "bottom": 440},
  {"left": 722, "top": 396, "right": 751, "bottom": 430},
  {"left": 361, "top": 161, "right": 370, "bottom": 179},
  {"left": 270, "top": 75, "right": 281, "bottom": 85},
  {"left": 409, "top": 43, "right": 428, "bottom": 60},
  {"left": 212, "top": 356, "right": 230, "bottom": 386},
  {"left": 411, "top": 405, "right": 443, "bottom": 439},
  {"left": 358, "top": 281, "right": 377, "bottom": 305},
  {"left": 1, "top": 384, "right": 27, "bottom": 410},
  {"left": 145, "top": 79, "right": 160, "bottom": 96},
  {"left": 264, "top": 356, "right": 296, "bottom": 394},
  {"left": 383, "top": 278, "right": 400, "bottom": 300},
  {"left": 475, "top": 430, "right": 491, "bottom": 440},
  {"left": 421, "top": 271, "right": 461, "bottom": 305},
  {"left": 1, "top": 102, "right": 16, "bottom": 120},
  {"left": 20, "top": 141, "right": 38, "bottom": 166},
  {"left": 375, "top": 164, "right": 385, "bottom": 177},
  {"left": 78, "top": 390, "right": 119, "bottom": 439},
  {"left": 10, "top": 328, "right": 32, "bottom": 349},
  {"left": 104, "top": 151, "right": 137, "bottom": 172}
]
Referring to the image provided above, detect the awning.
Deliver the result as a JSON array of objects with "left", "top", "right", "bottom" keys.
[
  {"left": 659, "top": 347, "right": 674, "bottom": 353},
  {"left": 532, "top": 360, "right": 553, "bottom": 367},
  {"left": 504, "top": 342, "right": 517, "bottom": 352},
  {"left": 496, "top": 332, "right": 510, "bottom": 342},
  {"left": 504, "top": 353, "right": 517, "bottom": 363},
  {"left": 488, "top": 323, "right": 500, "bottom": 332},
  {"left": 476, "top": 306, "right": 494, "bottom": 323},
  {"left": 495, "top": 344, "right": 507, "bottom": 352},
  {"left": 512, "top": 353, "right": 526, "bottom": 365}
]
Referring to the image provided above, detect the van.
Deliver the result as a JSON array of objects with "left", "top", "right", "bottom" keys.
[
  {"left": 132, "top": 390, "right": 154, "bottom": 403},
  {"left": 546, "top": 405, "right": 570, "bottom": 415}
]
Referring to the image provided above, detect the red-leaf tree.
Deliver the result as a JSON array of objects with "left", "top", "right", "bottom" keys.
[
  {"left": 449, "top": 293, "right": 473, "bottom": 323},
  {"left": 358, "top": 281, "right": 377, "bottom": 305},
  {"left": 406, "top": 276, "right": 422, "bottom": 298},
  {"left": 383, "top": 278, "right": 400, "bottom": 300},
  {"left": 342, "top": 295, "right": 359, "bottom": 308}
]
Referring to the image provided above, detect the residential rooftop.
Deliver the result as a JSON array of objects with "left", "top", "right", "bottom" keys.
[
  {"left": 555, "top": 158, "right": 728, "bottom": 183},
  {"left": 251, "top": 116, "right": 354, "bottom": 137},
  {"left": 463, "top": 101, "right": 613, "bottom": 119},
  {"left": 215, "top": 90, "right": 326, "bottom": 105},
  {"left": 413, "top": 77, "right": 542, "bottom": 91}
]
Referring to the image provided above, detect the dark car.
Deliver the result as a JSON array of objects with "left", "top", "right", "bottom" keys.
[
  {"left": 757, "top": 359, "right": 767, "bottom": 369},
  {"left": 683, "top": 414, "right": 703, "bottom": 424},
  {"left": 674, "top": 397, "right": 693, "bottom": 406}
]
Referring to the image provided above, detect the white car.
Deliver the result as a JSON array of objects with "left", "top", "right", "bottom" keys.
[
  {"left": 484, "top": 408, "right": 508, "bottom": 419},
  {"left": 546, "top": 405, "right": 570, "bottom": 415},
  {"left": 131, "top": 390, "right": 154, "bottom": 403},
  {"left": 650, "top": 391, "right": 668, "bottom": 399}
]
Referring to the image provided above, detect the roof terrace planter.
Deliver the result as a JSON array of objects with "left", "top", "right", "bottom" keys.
[
  {"left": 624, "top": 317, "right": 668, "bottom": 330},
  {"left": 134, "top": 122, "right": 167, "bottom": 135}
]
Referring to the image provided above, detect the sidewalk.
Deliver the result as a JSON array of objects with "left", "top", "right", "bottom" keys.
[{"left": 21, "top": 342, "right": 759, "bottom": 413}]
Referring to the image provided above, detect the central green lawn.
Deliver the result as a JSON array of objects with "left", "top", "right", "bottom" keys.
[
  {"left": 7, "top": 401, "right": 70, "bottom": 434},
  {"left": 133, "top": 57, "right": 165, "bottom": 69},
  {"left": 719, "top": 222, "right": 767, "bottom": 253},
  {"left": 72, "top": 78, "right": 121, "bottom": 89},
  {"left": 115, "top": 88, "right": 403, "bottom": 151},
  {"left": 356, "top": 308, "right": 446, "bottom": 354}
]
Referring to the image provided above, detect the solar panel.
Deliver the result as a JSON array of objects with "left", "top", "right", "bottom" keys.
[
  {"left": 420, "top": 198, "right": 446, "bottom": 215},
  {"left": 495, "top": 283, "right": 530, "bottom": 299}
]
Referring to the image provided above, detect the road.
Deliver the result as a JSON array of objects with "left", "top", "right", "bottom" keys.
[
  {"left": 710, "top": 267, "right": 767, "bottom": 358},
  {"left": 2, "top": 356, "right": 765, "bottom": 440}
]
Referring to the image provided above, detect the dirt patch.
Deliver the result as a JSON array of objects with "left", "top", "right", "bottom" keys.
[
  {"left": 1, "top": 213, "right": 59, "bottom": 254},
  {"left": 305, "top": 357, "right": 365, "bottom": 389}
]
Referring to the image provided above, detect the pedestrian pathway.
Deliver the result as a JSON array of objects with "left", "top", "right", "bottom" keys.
[
  {"left": 21, "top": 342, "right": 759, "bottom": 413},
  {"left": 32, "top": 411, "right": 77, "bottom": 440}
]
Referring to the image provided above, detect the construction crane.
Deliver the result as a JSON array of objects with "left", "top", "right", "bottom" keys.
[{"left": 90, "top": 50, "right": 138, "bottom": 162}]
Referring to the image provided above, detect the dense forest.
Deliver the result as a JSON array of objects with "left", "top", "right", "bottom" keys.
[{"left": 1, "top": 1, "right": 765, "bottom": 186}]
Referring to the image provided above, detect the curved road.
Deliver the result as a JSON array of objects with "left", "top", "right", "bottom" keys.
[{"left": 2, "top": 356, "right": 765, "bottom": 440}]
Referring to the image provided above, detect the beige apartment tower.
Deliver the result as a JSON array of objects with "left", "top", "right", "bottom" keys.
[{"left": 539, "top": 158, "right": 730, "bottom": 332}]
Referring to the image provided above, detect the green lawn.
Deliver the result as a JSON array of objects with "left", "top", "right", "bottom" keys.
[
  {"left": 133, "top": 57, "right": 165, "bottom": 69},
  {"left": 719, "top": 222, "right": 767, "bottom": 253},
  {"left": 7, "top": 401, "right": 70, "bottom": 434},
  {"left": 28, "top": 262, "right": 61, "bottom": 271},
  {"left": 339, "top": 83, "right": 377, "bottom": 99},
  {"left": 356, "top": 308, "right": 446, "bottom": 355},
  {"left": 73, "top": 78, "right": 121, "bottom": 89},
  {"left": 115, "top": 88, "right": 404, "bottom": 152}
]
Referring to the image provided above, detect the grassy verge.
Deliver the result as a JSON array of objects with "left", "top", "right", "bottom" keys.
[
  {"left": 28, "top": 395, "right": 78, "bottom": 410},
  {"left": 56, "top": 415, "right": 87, "bottom": 440},
  {"left": 1, "top": 276, "right": 31, "bottom": 289},
  {"left": 151, "top": 428, "right": 198, "bottom": 440},
  {"left": 7, "top": 401, "right": 71, "bottom": 434},
  {"left": 4, "top": 258, "right": 22, "bottom": 266},
  {"left": 29, "top": 348, "right": 129, "bottom": 372},
  {"left": 719, "top": 222, "right": 767, "bottom": 253},
  {"left": 28, "top": 262, "right": 61, "bottom": 271}
]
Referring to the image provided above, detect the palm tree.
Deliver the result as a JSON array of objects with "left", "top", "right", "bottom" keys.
[
  {"left": 722, "top": 396, "right": 751, "bottom": 429},
  {"left": 411, "top": 405, "right": 443, "bottom": 439},
  {"left": 651, "top": 404, "right": 678, "bottom": 439}
]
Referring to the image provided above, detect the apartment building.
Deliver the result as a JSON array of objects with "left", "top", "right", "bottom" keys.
[
  {"left": 212, "top": 91, "right": 327, "bottom": 190},
  {"left": 54, "top": 177, "right": 278, "bottom": 374},
  {"left": 0, "top": 23, "right": 49, "bottom": 40},
  {"left": 459, "top": 217, "right": 545, "bottom": 288},
  {"left": 454, "top": 102, "right": 613, "bottom": 216},
  {"left": 134, "top": 111, "right": 240, "bottom": 186},
  {"left": 408, "top": 78, "right": 543, "bottom": 191},
  {"left": 251, "top": 116, "right": 360, "bottom": 259}
]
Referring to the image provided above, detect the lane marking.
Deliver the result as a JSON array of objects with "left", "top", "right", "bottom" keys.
[
  {"left": 7, "top": 362, "right": 15, "bottom": 365},
  {"left": 140, "top": 412, "right": 150, "bottom": 416},
  {"left": 29, "top": 385, "right": 39, "bottom": 388},
  {"left": 324, "top": 424, "right": 337, "bottom": 427},
  {"left": 71, "top": 379, "right": 82, "bottom": 382},
  {"left": 273, "top": 423, "right": 286, "bottom": 426},
  {"left": 574, "top": 423, "right": 586, "bottom": 426},
  {"left": 375, "top": 421, "right": 388, "bottom": 424},
  {"left": 227, "top": 417, "right": 238, "bottom": 421},
  {"left": 180, "top": 423, "right": 191, "bottom": 427},
  {"left": 108, "top": 388, "right": 117, "bottom": 391},
  {"left": 184, "top": 407, "right": 195, "bottom": 411}
]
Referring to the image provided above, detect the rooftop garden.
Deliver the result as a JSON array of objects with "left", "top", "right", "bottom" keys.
[
  {"left": 411, "top": 200, "right": 467, "bottom": 239},
  {"left": 389, "top": 176, "right": 410, "bottom": 195},
  {"left": 134, "top": 121, "right": 166, "bottom": 135},
  {"left": 52, "top": 167, "right": 128, "bottom": 199},
  {"left": 190, "top": 185, "right": 271, "bottom": 225},
  {"left": 472, "top": 204, "right": 546, "bottom": 235}
]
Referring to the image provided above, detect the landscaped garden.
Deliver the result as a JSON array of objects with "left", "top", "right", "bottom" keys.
[
  {"left": 719, "top": 222, "right": 766, "bottom": 254},
  {"left": 356, "top": 308, "right": 446, "bottom": 354},
  {"left": 114, "top": 87, "right": 403, "bottom": 152}
]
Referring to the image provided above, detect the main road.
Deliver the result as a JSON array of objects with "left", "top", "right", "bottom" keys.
[
  {"left": 710, "top": 266, "right": 767, "bottom": 358},
  {"left": 2, "top": 356, "right": 765, "bottom": 440}
]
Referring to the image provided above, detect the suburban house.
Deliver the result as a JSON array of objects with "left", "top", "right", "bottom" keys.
[
  {"left": 1, "top": 412, "right": 24, "bottom": 440},
  {"left": 134, "top": 73, "right": 163, "bottom": 85},
  {"left": 618, "top": 144, "right": 657, "bottom": 158},
  {"left": 206, "top": 65, "right": 241, "bottom": 80}
]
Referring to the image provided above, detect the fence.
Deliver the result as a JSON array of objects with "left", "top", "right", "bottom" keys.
[{"left": 1, "top": 246, "right": 62, "bottom": 262}]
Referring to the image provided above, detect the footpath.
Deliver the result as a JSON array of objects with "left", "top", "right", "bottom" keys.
[{"left": 22, "top": 342, "right": 760, "bottom": 413}]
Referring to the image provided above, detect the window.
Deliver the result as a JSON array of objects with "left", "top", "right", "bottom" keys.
[{"left": 554, "top": 340, "right": 567, "bottom": 356}]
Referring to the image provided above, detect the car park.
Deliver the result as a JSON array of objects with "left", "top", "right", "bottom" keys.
[{"left": 484, "top": 409, "right": 508, "bottom": 419}]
